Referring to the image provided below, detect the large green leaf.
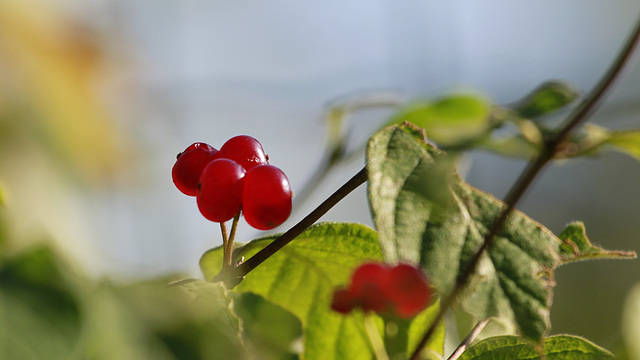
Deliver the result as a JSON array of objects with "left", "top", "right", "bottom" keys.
[
  {"left": 0, "top": 245, "right": 247, "bottom": 360},
  {"left": 387, "top": 94, "right": 492, "bottom": 146},
  {"left": 366, "top": 124, "right": 635, "bottom": 343},
  {"left": 458, "top": 335, "right": 615, "bottom": 360},
  {"left": 84, "top": 278, "right": 247, "bottom": 360},
  {"left": 200, "top": 222, "right": 444, "bottom": 359}
]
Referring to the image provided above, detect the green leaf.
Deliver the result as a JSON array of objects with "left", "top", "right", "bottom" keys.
[
  {"left": 509, "top": 80, "right": 580, "bottom": 119},
  {"left": 387, "top": 94, "right": 492, "bottom": 146},
  {"left": 232, "top": 292, "right": 302, "bottom": 360},
  {"left": 366, "top": 124, "right": 635, "bottom": 343},
  {"left": 0, "top": 246, "right": 247, "bottom": 360},
  {"left": 605, "top": 128, "right": 640, "bottom": 160},
  {"left": 458, "top": 335, "right": 615, "bottom": 360},
  {"left": 478, "top": 134, "right": 538, "bottom": 158},
  {"left": 558, "top": 221, "right": 636, "bottom": 263},
  {"left": 200, "top": 222, "right": 444, "bottom": 360},
  {"left": 481, "top": 124, "right": 640, "bottom": 161},
  {"left": 177, "top": 279, "right": 241, "bottom": 331},
  {"left": 84, "top": 278, "right": 247, "bottom": 360},
  {"left": 0, "top": 247, "right": 81, "bottom": 360},
  {"left": 558, "top": 126, "right": 640, "bottom": 160},
  {"left": 201, "top": 223, "right": 380, "bottom": 359},
  {"left": 366, "top": 123, "right": 456, "bottom": 265},
  {"left": 622, "top": 282, "right": 640, "bottom": 360},
  {"left": 405, "top": 304, "right": 446, "bottom": 359}
]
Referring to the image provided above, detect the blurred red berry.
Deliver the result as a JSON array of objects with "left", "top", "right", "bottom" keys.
[
  {"left": 330, "top": 262, "right": 432, "bottom": 318},
  {"left": 331, "top": 288, "right": 355, "bottom": 314},
  {"left": 356, "top": 282, "right": 389, "bottom": 313},
  {"left": 350, "top": 262, "right": 390, "bottom": 294},
  {"left": 349, "top": 262, "right": 391, "bottom": 312},
  {"left": 387, "top": 264, "right": 432, "bottom": 318}
]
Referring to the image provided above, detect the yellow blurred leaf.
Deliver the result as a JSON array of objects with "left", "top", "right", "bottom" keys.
[{"left": 0, "top": 1, "right": 134, "bottom": 183}]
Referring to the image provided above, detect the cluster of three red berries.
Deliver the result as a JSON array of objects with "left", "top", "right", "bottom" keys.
[
  {"left": 172, "top": 135, "right": 292, "bottom": 230},
  {"left": 331, "top": 262, "right": 432, "bottom": 319}
]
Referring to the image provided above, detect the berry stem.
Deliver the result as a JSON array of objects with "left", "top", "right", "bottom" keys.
[
  {"left": 363, "top": 314, "right": 390, "bottom": 360},
  {"left": 223, "top": 213, "right": 241, "bottom": 269},
  {"left": 219, "top": 222, "right": 229, "bottom": 250},
  {"left": 409, "top": 12, "right": 640, "bottom": 360},
  {"left": 217, "top": 166, "right": 368, "bottom": 287}
]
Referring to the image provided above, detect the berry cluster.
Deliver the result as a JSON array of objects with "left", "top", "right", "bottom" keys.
[
  {"left": 331, "top": 262, "right": 432, "bottom": 318},
  {"left": 172, "top": 135, "right": 292, "bottom": 230}
]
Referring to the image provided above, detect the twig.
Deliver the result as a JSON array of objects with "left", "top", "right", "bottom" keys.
[
  {"left": 364, "top": 314, "right": 390, "bottom": 360},
  {"left": 447, "top": 319, "right": 490, "bottom": 360},
  {"left": 223, "top": 213, "right": 241, "bottom": 270},
  {"left": 219, "top": 222, "right": 229, "bottom": 266},
  {"left": 216, "top": 166, "right": 368, "bottom": 286},
  {"left": 409, "top": 12, "right": 640, "bottom": 360}
]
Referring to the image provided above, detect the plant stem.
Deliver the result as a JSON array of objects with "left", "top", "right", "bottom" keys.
[
  {"left": 223, "top": 213, "right": 241, "bottom": 270},
  {"left": 447, "top": 319, "right": 490, "bottom": 360},
  {"left": 219, "top": 221, "right": 229, "bottom": 248},
  {"left": 218, "top": 166, "right": 368, "bottom": 286},
  {"left": 409, "top": 13, "right": 640, "bottom": 360},
  {"left": 219, "top": 221, "right": 230, "bottom": 270},
  {"left": 364, "top": 314, "right": 390, "bottom": 360}
]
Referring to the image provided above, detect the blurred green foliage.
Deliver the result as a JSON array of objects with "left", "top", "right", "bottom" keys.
[{"left": 0, "top": 243, "right": 250, "bottom": 359}]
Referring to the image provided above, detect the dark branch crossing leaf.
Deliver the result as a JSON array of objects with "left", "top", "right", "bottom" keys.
[
  {"left": 366, "top": 124, "right": 636, "bottom": 343},
  {"left": 200, "top": 222, "right": 445, "bottom": 360}
]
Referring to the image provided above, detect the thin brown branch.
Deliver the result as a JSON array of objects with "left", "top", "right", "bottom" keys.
[
  {"left": 216, "top": 166, "right": 368, "bottom": 287},
  {"left": 410, "top": 13, "right": 640, "bottom": 360},
  {"left": 447, "top": 319, "right": 490, "bottom": 360}
]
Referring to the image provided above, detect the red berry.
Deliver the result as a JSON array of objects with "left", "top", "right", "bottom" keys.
[
  {"left": 172, "top": 142, "right": 219, "bottom": 196},
  {"left": 242, "top": 165, "right": 292, "bottom": 230},
  {"left": 331, "top": 288, "right": 355, "bottom": 314},
  {"left": 386, "top": 264, "right": 432, "bottom": 318},
  {"left": 196, "top": 159, "right": 245, "bottom": 222},
  {"left": 330, "top": 262, "right": 432, "bottom": 318},
  {"left": 218, "top": 135, "right": 268, "bottom": 171},
  {"left": 350, "top": 263, "right": 389, "bottom": 295},
  {"left": 350, "top": 262, "right": 391, "bottom": 313},
  {"left": 357, "top": 282, "right": 390, "bottom": 313}
]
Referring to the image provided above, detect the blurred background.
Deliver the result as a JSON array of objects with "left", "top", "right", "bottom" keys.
[{"left": 1, "top": 0, "right": 639, "bottom": 354}]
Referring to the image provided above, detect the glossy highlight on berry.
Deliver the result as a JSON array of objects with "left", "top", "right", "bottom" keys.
[
  {"left": 218, "top": 135, "right": 268, "bottom": 171},
  {"left": 173, "top": 136, "right": 292, "bottom": 231}
]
